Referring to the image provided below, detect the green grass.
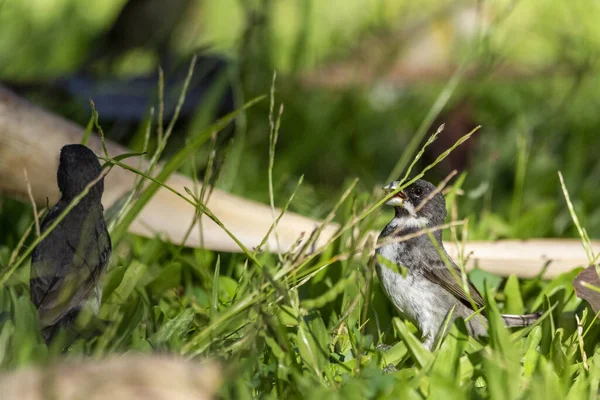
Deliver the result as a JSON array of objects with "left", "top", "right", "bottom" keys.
[
  {"left": 0, "top": 74, "right": 597, "bottom": 399},
  {"left": 2, "top": 1, "right": 600, "bottom": 398}
]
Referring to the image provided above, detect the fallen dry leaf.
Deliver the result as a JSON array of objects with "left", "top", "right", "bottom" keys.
[{"left": 574, "top": 265, "right": 600, "bottom": 315}]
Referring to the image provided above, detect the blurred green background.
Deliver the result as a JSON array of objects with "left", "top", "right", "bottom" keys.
[{"left": 2, "top": 0, "right": 600, "bottom": 241}]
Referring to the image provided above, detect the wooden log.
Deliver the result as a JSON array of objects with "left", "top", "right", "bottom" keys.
[
  {"left": 446, "top": 239, "right": 596, "bottom": 279},
  {"left": 0, "top": 85, "right": 595, "bottom": 279},
  {"left": 0, "top": 85, "right": 338, "bottom": 253},
  {"left": 0, "top": 355, "right": 220, "bottom": 400}
]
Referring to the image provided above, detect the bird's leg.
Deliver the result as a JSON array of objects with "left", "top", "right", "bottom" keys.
[{"left": 376, "top": 343, "right": 394, "bottom": 351}]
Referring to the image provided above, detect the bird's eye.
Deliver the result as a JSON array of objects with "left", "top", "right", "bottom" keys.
[{"left": 412, "top": 187, "right": 424, "bottom": 197}]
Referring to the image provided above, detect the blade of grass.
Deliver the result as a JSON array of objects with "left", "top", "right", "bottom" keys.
[
  {"left": 558, "top": 171, "right": 596, "bottom": 263},
  {"left": 398, "top": 123, "right": 445, "bottom": 186},
  {"left": 211, "top": 256, "right": 220, "bottom": 317},
  {"left": 104, "top": 157, "right": 262, "bottom": 268},
  {"left": 369, "top": 126, "right": 480, "bottom": 220},
  {"left": 255, "top": 175, "right": 304, "bottom": 254},
  {"left": 268, "top": 70, "right": 284, "bottom": 257},
  {"left": 109, "top": 95, "right": 265, "bottom": 245},
  {"left": 386, "top": 64, "right": 466, "bottom": 182},
  {"left": 107, "top": 108, "right": 154, "bottom": 230}
]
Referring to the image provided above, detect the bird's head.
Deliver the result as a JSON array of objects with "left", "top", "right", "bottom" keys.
[
  {"left": 57, "top": 144, "right": 103, "bottom": 199},
  {"left": 382, "top": 179, "right": 446, "bottom": 227}
]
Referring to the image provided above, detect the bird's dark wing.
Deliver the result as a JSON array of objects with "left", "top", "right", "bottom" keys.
[
  {"left": 421, "top": 256, "right": 485, "bottom": 311},
  {"left": 30, "top": 204, "right": 66, "bottom": 308},
  {"left": 30, "top": 207, "right": 111, "bottom": 327}
]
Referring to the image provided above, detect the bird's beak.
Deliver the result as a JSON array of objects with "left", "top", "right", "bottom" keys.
[{"left": 382, "top": 181, "right": 407, "bottom": 206}]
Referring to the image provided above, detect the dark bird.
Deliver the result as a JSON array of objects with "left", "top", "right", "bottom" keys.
[
  {"left": 30, "top": 144, "right": 111, "bottom": 342},
  {"left": 376, "top": 179, "right": 540, "bottom": 349}
]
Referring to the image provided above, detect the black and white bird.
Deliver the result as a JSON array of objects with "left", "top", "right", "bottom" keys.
[
  {"left": 376, "top": 178, "right": 539, "bottom": 349},
  {"left": 30, "top": 144, "right": 111, "bottom": 342}
]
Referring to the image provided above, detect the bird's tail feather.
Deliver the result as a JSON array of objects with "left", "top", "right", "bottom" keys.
[{"left": 501, "top": 312, "right": 541, "bottom": 327}]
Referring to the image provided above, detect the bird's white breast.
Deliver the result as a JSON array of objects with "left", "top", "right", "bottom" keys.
[
  {"left": 377, "top": 243, "right": 450, "bottom": 339},
  {"left": 387, "top": 214, "right": 430, "bottom": 230}
]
